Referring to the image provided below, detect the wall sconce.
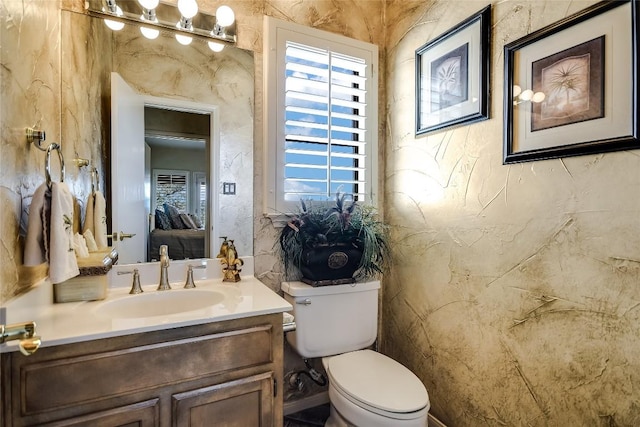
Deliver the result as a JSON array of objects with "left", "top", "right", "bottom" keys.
[
  {"left": 513, "top": 85, "right": 545, "bottom": 106},
  {"left": 86, "top": 0, "right": 237, "bottom": 51}
]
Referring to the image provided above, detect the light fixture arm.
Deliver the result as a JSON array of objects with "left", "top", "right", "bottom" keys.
[
  {"left": 105, "top": 0, "right": 118, "bottom": 13},
  {"left": 141, "top": 7, "right": 157, "bottom": 22},
  {"left": 178, "top": 16, "right": 194, "bottom": 31}
]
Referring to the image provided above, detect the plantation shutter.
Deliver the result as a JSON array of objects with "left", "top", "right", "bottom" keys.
[
  {"left": 284, "top": 41, "right": 369, "bottom": 202},
  {"left": 153, "top": 169, "right": 190, "bottom": 212}
]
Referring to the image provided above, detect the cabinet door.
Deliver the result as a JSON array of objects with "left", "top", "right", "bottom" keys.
[
  {"left": 172, "top": 373, "right": 274, "bottom": 427},
  {"left": 40, "top": 399, "right": 159, "bottom": 427}
]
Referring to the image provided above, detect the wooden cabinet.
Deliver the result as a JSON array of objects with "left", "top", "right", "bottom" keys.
[{"left": 1, "top": 314, "right": 283, "bottom": 426}]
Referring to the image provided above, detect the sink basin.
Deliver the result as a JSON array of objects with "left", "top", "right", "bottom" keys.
[{"left": 95, "top": 289, "right": 225, "bottom": 319}]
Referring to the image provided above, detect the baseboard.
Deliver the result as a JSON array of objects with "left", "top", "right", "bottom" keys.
[
  {"left": 428, "top": 413, "right": 447, "bottom": 427},
  {"left": 283, "top": 391, "right": 330, "bottom": 416}
]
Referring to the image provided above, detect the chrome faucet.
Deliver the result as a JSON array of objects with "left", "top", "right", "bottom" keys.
[
  {"left": 157, "top": 245, "right": 171, "bottom": 290},
  {"left": 184, "top": 264, "right": 206, "bottom": 289},
  {"left": 118, "top": 268, "right": 143, "bottom": 294}
]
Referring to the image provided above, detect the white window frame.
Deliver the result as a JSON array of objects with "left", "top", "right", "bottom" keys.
[
  {"left": 151, "top": 168, "right": 191, "bottom": 212},
  {"left": 263, "top": 16, "right": 379, "bottom": 218}
]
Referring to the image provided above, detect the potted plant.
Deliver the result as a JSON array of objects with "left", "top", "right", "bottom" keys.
[{"left": 277, "top": 192, "right": 389, "bottom": 286}]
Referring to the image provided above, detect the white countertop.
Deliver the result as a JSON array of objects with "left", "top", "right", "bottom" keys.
[{"left": 1, "top": 259, "right": 292, "bottom": 353}]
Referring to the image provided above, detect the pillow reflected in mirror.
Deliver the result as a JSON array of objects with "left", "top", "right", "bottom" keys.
[{"left": 155, "top": 209, "right": 172, "bottom": 230}]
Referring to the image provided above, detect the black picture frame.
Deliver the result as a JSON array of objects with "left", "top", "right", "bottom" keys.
[
  {"left": 415, "top": 5, "right": 491, "bottom": 136},
  {"left": 503, "top": 0, "right": 639, "bottom": 164}
]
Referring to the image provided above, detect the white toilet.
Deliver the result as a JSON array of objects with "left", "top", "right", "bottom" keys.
[{"left": 282, "top": 280, "right": 430, "bottom": 427}]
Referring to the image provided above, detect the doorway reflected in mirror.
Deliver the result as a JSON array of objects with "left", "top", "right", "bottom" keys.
[{"left": 146, "top": 107, "right": 210, "bottom": 261}]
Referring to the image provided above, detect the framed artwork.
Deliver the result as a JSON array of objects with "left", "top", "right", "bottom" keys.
[
  {"left": 416, "top": 5, "right": 491, "bottom": 136},
  {"left": 504, "top": 0, "right": 639, "bottom": 164}
]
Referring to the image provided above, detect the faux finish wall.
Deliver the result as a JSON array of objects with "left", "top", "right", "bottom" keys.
[{"left": 383, "top": 1, "right": 640, "bottom": 425}]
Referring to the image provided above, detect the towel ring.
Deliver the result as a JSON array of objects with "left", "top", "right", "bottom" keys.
[{"left": 45, "top": 143, "right": 65, "bottom": 188}]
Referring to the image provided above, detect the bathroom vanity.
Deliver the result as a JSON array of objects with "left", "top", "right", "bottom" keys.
[{"left": 1, "top": 263, "right": 291, "bottom": 426}]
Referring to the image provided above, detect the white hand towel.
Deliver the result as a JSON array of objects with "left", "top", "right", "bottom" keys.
[
  {"left": 83, "top": 229, "right": 99, "bottom": 252},
  {"left": 49, "top": 182, "right": 79, "bottom": 284},
  {"left": 93, "top": 191, "right": 108, "bottom": 249},
  {"left": 73, "top": 233, "right": 90, "bottom": 258},
  {"left": 82, "top": 192, "right": 95, "bottom": 236},
  {"left": 24, "top": 184, "right": 50, "bottom": 266}
]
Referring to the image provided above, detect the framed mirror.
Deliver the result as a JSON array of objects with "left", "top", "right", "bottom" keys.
[{"left": 61, "top": 9, "right": 255, "bottom": 266}]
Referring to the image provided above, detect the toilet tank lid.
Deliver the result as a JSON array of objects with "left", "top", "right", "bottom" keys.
[{"left": 281, "top": 280, "right": 380, "bottom": 297}]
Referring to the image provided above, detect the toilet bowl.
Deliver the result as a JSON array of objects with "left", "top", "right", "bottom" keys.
[
  {"left": 323, "top": 350, "right": 429, "bottom": 427},
  {"left": 281, "top": 281, "right": 431, "bottom": 427}
]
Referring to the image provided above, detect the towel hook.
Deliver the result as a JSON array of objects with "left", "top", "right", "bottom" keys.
[
  {"left": 45, "top": 143, "right": 65, "bottom": 188},
  {"left": 26, "top": 127, "right": 47, "bottom": 151}
]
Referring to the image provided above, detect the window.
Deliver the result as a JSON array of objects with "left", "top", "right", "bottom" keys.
[
  {"left": 264, "top": 17, "right": 379, "bottom": 215},
  {"left": 152, "top": 169, "right": 190, "bottom": 212}
]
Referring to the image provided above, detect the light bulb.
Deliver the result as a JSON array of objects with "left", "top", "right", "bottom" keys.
[
  {"left": 105, "top": 19, "right": 125, "bottom": 31},
  {"left": 512, "top": 85, "right": 522, "bottom": 98},
  {"left": 137, "top": 0, "right": 159, "bottom": 10},
  {"left": 215, "top": 5, "right": 235, "bottom": 27},
  {"left": 104, "top": 5, "right": 124, "bottom": 31},
  {"left": 177, "top": 0, "right": 198, "bottom": 19},
  {"left": 140, "top": 26, "right": 159, "bottom": 39},
  {"left": 208, "top": 41, "right": 225, "bottom": 52},
  {"left": 531, "top": 92, "right": 546, "bottom": 103},
  {"left": 519, "top": 89, "right": 533, "bottom": 101},
  {"left": 175, "top": 33, "right": 193, "bottom": 45}
]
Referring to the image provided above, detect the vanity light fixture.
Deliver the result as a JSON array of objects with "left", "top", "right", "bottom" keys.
[{"left": 86, "top": 0, "right": 237, "bottom": 49}]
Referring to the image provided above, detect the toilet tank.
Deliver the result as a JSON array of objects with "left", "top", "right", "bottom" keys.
[{"left": 281, "top": 280, "right": 380, "bottom": 358}]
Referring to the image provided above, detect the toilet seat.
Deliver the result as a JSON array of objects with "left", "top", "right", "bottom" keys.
[{"left": 324, "top": 350, "right": 429, "bottom": 420}]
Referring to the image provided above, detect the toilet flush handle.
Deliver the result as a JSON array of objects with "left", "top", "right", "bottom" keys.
[{"left": 296, "top": 298, "right": 312, "bottom": 305}]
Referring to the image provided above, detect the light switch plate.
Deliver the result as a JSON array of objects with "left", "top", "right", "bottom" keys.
[{"left": 222, "top": 182, "right": 236, "bottom": 195}]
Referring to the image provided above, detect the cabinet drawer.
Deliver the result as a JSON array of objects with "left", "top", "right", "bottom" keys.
[{"left": 17, "top": 324, "right": 273, "bottom": 416}]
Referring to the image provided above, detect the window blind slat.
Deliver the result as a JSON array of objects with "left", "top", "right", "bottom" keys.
[
  {"left": 286, "top": 62, "right": 329, "bottom": 79},
  {"left": 285, "top": 163, "right": 327, "bottom": 169},
  {"left": 286, "top": 106, "right": 365, "bottom": 122},
  {"left": 286, "top": 91, "right": 328, "bottom": 104},
  {"left": 330, "top": 85, "right": 367, "bottom": 98},
  {"left": 286, "top": 76, "right": 328, "bottom": 93},
  {"left": 285, "top": 135, "right": 329, "bottom": 144},
  {"left": 330, "top": 97, "right": 368, "bottom": 110},
  {"left": 285, "top": 137, "right": 365, "bottom": 149},
  {"left": 286, "top": 119, "right": 328, "bottom": 131}
]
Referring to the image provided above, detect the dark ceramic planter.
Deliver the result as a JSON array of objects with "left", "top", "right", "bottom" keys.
[{"left": 300, "top": 244, "right": 363, "bottom": 287}]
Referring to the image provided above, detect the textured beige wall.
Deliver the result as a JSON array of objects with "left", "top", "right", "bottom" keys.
[
  {"left": 1, "top": 0, "right": 62, "bottom": 299},
  {"left": 383, "top": 0, "right": 640, "bottom": 425}
]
